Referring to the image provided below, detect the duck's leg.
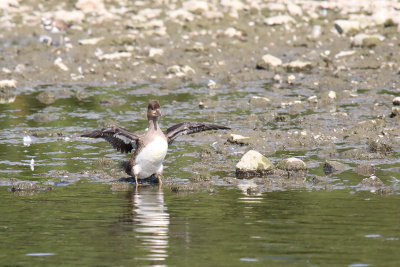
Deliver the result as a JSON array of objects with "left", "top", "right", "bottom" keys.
[{"left": 156, "top": 174, "right": 163, "bottom": 185}]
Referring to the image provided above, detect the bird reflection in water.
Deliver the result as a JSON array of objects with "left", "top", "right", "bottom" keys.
[{"left": 132, "top": 187, "right": 170, "bottom": 262}]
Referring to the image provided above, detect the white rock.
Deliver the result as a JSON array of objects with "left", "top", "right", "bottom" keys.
[
  {"left": 328, "top": 91, "right": 337, "bottom": 100},
  {"left": 351, "top": 33, "right": 385, "bottom": 47},
  {"left": 220, "top": 0, "right": 247, "bottom": 10},
  {"left": 334, "top": 50, "right": 356, "bottom": 58},
  {"left": 54, "top": 57, "right": 69, "bottom": 71},
  {"left": 149, "top": 48, "right": 164, "bottom": 57},
  {"left": 236, "top": 150, "right": 273, "bottom": 172},
  {"left": 224, "top": 27, "right": 242, "bottom": 38},
  {"left": 75, "top": 0, "right": 105, "bottom": 14},
  {"left": 207, "top": 80, "right": 217, "bottom": 89},
  {"left": 78, "top": 37, "right": 104, "bottom": 45},
  {"left": 256, "top": 54, "right": 282, "bottom": 70},
  {"left": 287, "top": 3, "right": 303, "bottom": 17},
  {"left": 137, "top": 8, "right": 162, "bottom": 19},
  {"left": 333, "top": 20, "right": 360, "bottom": 34},
  {"left": 167, "top": 9, "right": 194, "bottom": 22},
  {"left": 53, "top": 10, "right": 85, "bottom": 23},
  {"left": 0, "top": 79, "right": 16, "bottom": 88},
  {"left": 98, "top": 52, "right": 131, "bottom": 61},
  {"left": 284, "top": 60, "right": 313, "bottom": 72},
  {"left": 228, "top": 134, "right": 250, "bottom": 145},
  {"left": 393, "top": 97, "right": 400, "bottom": 106},
  {"left": 265, "top": 15, "right": 295, "bottom": 25},
  {"left": 182, "top": 0, "right": 209, "bottom": 13}
]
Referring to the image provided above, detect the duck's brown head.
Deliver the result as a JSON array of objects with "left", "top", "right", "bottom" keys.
[{"left": 147, "top": 100, "right": 162, "bottom": 120}]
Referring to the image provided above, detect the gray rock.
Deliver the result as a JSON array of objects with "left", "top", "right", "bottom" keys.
[
  {"left": 359, "top": 175, "right": 384, "bottom": 188},
  {"left": 256, "top": 54, "right": 282, "bottom": 70},
  {"left": 276, "top": 157, "right": 307, "bottom": 171},
  {"left": 323, "top": 160, "right": 348, "bottom": 174},
  {"left": 355, "top": 163, "right": 376, "bottom": 176},
  {"left": 236, "top": 150, "right": 274, "bottom": 178},
  {"left": 367, "top": 139, "right": 392, "bottom": 155}
]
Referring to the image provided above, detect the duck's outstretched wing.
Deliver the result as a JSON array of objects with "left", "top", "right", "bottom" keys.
[
  {"left": 78, "top": 127, "right": 139, "bottom": 153},
  {"left": 165, "top": 122, "right": 230, "bottom": 144}
]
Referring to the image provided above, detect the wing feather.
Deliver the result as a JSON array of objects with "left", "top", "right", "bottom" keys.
[
  {"left": 165, "top": 122, "right": 230, "bottom": 144},
  {"left": 79, "top": 126, "right": 139, "bottom": 153}
]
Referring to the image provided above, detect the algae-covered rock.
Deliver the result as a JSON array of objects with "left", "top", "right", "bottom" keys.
[
  {"left": 276, "top": 157, "right": 307, "bottom": 178},
  {"left": 236, "top": 150, "right": 274, "bottom": 178},
  {"left": 323, "top": 160, "right": 348, "bottom": 174}
]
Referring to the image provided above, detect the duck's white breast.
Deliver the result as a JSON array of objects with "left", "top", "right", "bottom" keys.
[{"left": 134, "top": 136, "right": 168, "bottom": 178}]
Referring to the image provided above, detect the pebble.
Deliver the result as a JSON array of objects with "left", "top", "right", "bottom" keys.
[
  {"left": 149, "top": 48, "right": 164, "bottom": 58},
  {"left": 334, "top": 50, "right": 356, "bottom": 59},
  {"left": 236, "top": 150, "right": 274, "bottom": 178},
  {"left": 333, "top": 20, "right": 361, "bottom": 34},
  {"left": 207, "top": 80, "right": 217, "bottom": 89},
  {"left": 167, "top": 65, "right": 195, "bottom": 77},
  {"left": 393, "top": 97, "right": 400, "bottom": 106},
  {"left": 352, "top": 33, "right": 385, "bottom": 47},
  {"left": 256, "top": 54, "right": 282, "bottom": 70},
  {"left": 284, "top": 60, "right": 313, "bottom": 72},
  {"left": 390, "top": 107, "right": 400, "bottom": 118},
  {"left": 287, "top": 3, "right": 303, "bottom": 17},
  {"left": 182, "top": 0, "right": 209, "bottom": 13},
  {"left": 265, "top": 15, "right": 295, "bottom": 26},
  {"left": 227, "top": 134, "right": 250, "bottom": 145},
  {"left": 78, "top": 37, "right": 104, "bottom": 45},
  {"left": 97, "top": 52, "right": 132, "bottom": 61},
  {"left": 54, "top": 57, "right": 69, "bottom": 71}
]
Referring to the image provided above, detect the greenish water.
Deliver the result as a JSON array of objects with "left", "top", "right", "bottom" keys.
[
  {"left": 0, "top": 84, "right": 399, "bottom": 266},
  {"left": 0, "top": 185, "right": 399, "bottom": 266}
]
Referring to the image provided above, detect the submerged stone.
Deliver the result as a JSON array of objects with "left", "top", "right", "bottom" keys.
[{"left": 236, "top": 150, "right": 274, "bottom": 178}]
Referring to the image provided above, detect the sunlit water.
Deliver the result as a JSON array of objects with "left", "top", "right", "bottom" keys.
[{"left": 0, "top": 84, "right": 399, "bottom": 266}]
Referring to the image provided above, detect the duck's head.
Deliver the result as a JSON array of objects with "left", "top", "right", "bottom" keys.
[{"left": 147, "top": 100, "right": 162, "bottom": 120}]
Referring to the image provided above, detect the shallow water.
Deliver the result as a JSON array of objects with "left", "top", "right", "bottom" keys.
[
  {"left": 1, "top": 185, "right": 399, "bottom": 266},
  {"left": 0, "top": 84, "right": 400, "bottom": 266}
]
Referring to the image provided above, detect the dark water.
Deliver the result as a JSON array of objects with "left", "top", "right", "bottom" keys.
[{"left": 0, "top": 85, "right": 399, "bottom": 266}]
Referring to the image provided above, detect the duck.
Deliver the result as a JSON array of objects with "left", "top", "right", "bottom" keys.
[{"left": 79, "top": 100, "right": 230, "bottom": 185}]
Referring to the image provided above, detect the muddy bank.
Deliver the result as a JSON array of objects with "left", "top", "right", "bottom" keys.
[{"left": 1, "top": 0, "right": 400, "bottom": 194}]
